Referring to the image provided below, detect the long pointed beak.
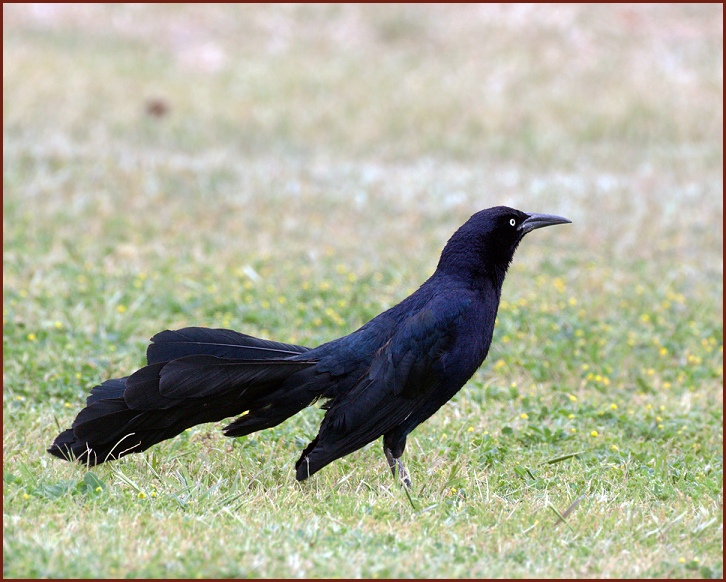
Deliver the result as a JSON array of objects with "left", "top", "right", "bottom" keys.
[{"left": 518, "top": 212, "right": 571, "bottom": 234}]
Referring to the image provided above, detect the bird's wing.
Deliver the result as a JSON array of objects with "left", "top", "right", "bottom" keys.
[{"left": 300, "top": 292, "right": 472, "bottom": 473}]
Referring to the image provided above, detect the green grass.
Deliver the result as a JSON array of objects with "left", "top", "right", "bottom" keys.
[{"left": 3, "top": 4, "right": 723, "bottom": 578}]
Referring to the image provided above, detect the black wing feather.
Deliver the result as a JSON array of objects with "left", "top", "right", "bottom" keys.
[{"left": 297, "top": 294, "right": 470, "bottom": 478}]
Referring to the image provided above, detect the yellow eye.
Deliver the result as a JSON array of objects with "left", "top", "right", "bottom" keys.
[{"left": 509, "top": 218, "right": 516, "bottom": 227}]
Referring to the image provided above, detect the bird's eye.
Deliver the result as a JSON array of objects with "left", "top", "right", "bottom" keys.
[{"left": 509, "top": 218, "right": 516, "bottom": 227}]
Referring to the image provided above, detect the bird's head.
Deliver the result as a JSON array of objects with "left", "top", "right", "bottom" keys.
[{"left": 436, "top": 206, "right": 571, "bottom": 285}]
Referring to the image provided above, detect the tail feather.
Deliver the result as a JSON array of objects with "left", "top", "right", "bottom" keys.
[
  {"left": 48, "top": 329, "right": 319, "bottom": 465},
  {"left": 146, "top": 327, "right": 310, "bottom": 364},
  {"left": 49, "top": 427, "right": 142, "bottom": 464},
  {"left": 157, "top": 356, "right": 313, "bottom": 399},
  {"left": 123, "top": 363, "right": 179, "bottom": 410},
  {"left": 86, "top": 377, "right": 128, "bottom": 404},
  {"left": 73, "top": 398, "right": 139, "bottom": 440},
  {"left": 222, "top": 369, "right": 331, "bottom": 438}
]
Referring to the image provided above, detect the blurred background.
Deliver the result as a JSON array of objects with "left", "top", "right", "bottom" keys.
[
  {"left": 3, "top": 4, "right": 723, "bottom": 578},
  {"left": 4, "top": 4, "right": 722, "bottom": 275}
]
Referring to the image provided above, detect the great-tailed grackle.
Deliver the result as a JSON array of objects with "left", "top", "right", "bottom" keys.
[{"left": 49, "top": 206, "right": 570, "bottom": 487}]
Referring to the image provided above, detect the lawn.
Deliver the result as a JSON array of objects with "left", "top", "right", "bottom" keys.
[{"left": 3, "top": 4, "right": 723, "bottom": 578}]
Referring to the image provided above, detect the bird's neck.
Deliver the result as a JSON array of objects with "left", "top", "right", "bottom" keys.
[{"left": 435, "top": 250, "right": 510, "bottom": 298}]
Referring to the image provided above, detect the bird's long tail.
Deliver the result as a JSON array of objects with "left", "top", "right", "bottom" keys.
[{"left": 48, "top": 327, "right": 319, "bottom": 465}]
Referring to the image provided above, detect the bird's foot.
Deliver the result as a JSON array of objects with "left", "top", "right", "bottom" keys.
[{"left": 384, "top": 446, "right": 412, "bottom": 489}]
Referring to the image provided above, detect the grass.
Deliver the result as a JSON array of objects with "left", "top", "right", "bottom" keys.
[{"left": 3, "top": 4, "right": 723, "bottom": 578}]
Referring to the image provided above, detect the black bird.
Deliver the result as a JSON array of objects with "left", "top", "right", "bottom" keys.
[{"left": 49, "top": 206, "right": 570, "bottom": 487}]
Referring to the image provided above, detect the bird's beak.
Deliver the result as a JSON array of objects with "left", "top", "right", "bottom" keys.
[{"left": 518, "top": 212, "right": 571, "bottom": 234}]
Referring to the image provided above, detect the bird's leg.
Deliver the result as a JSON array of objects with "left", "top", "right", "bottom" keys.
[{"left": 384, "top": 445, "right": 412, "bottom": 489}]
